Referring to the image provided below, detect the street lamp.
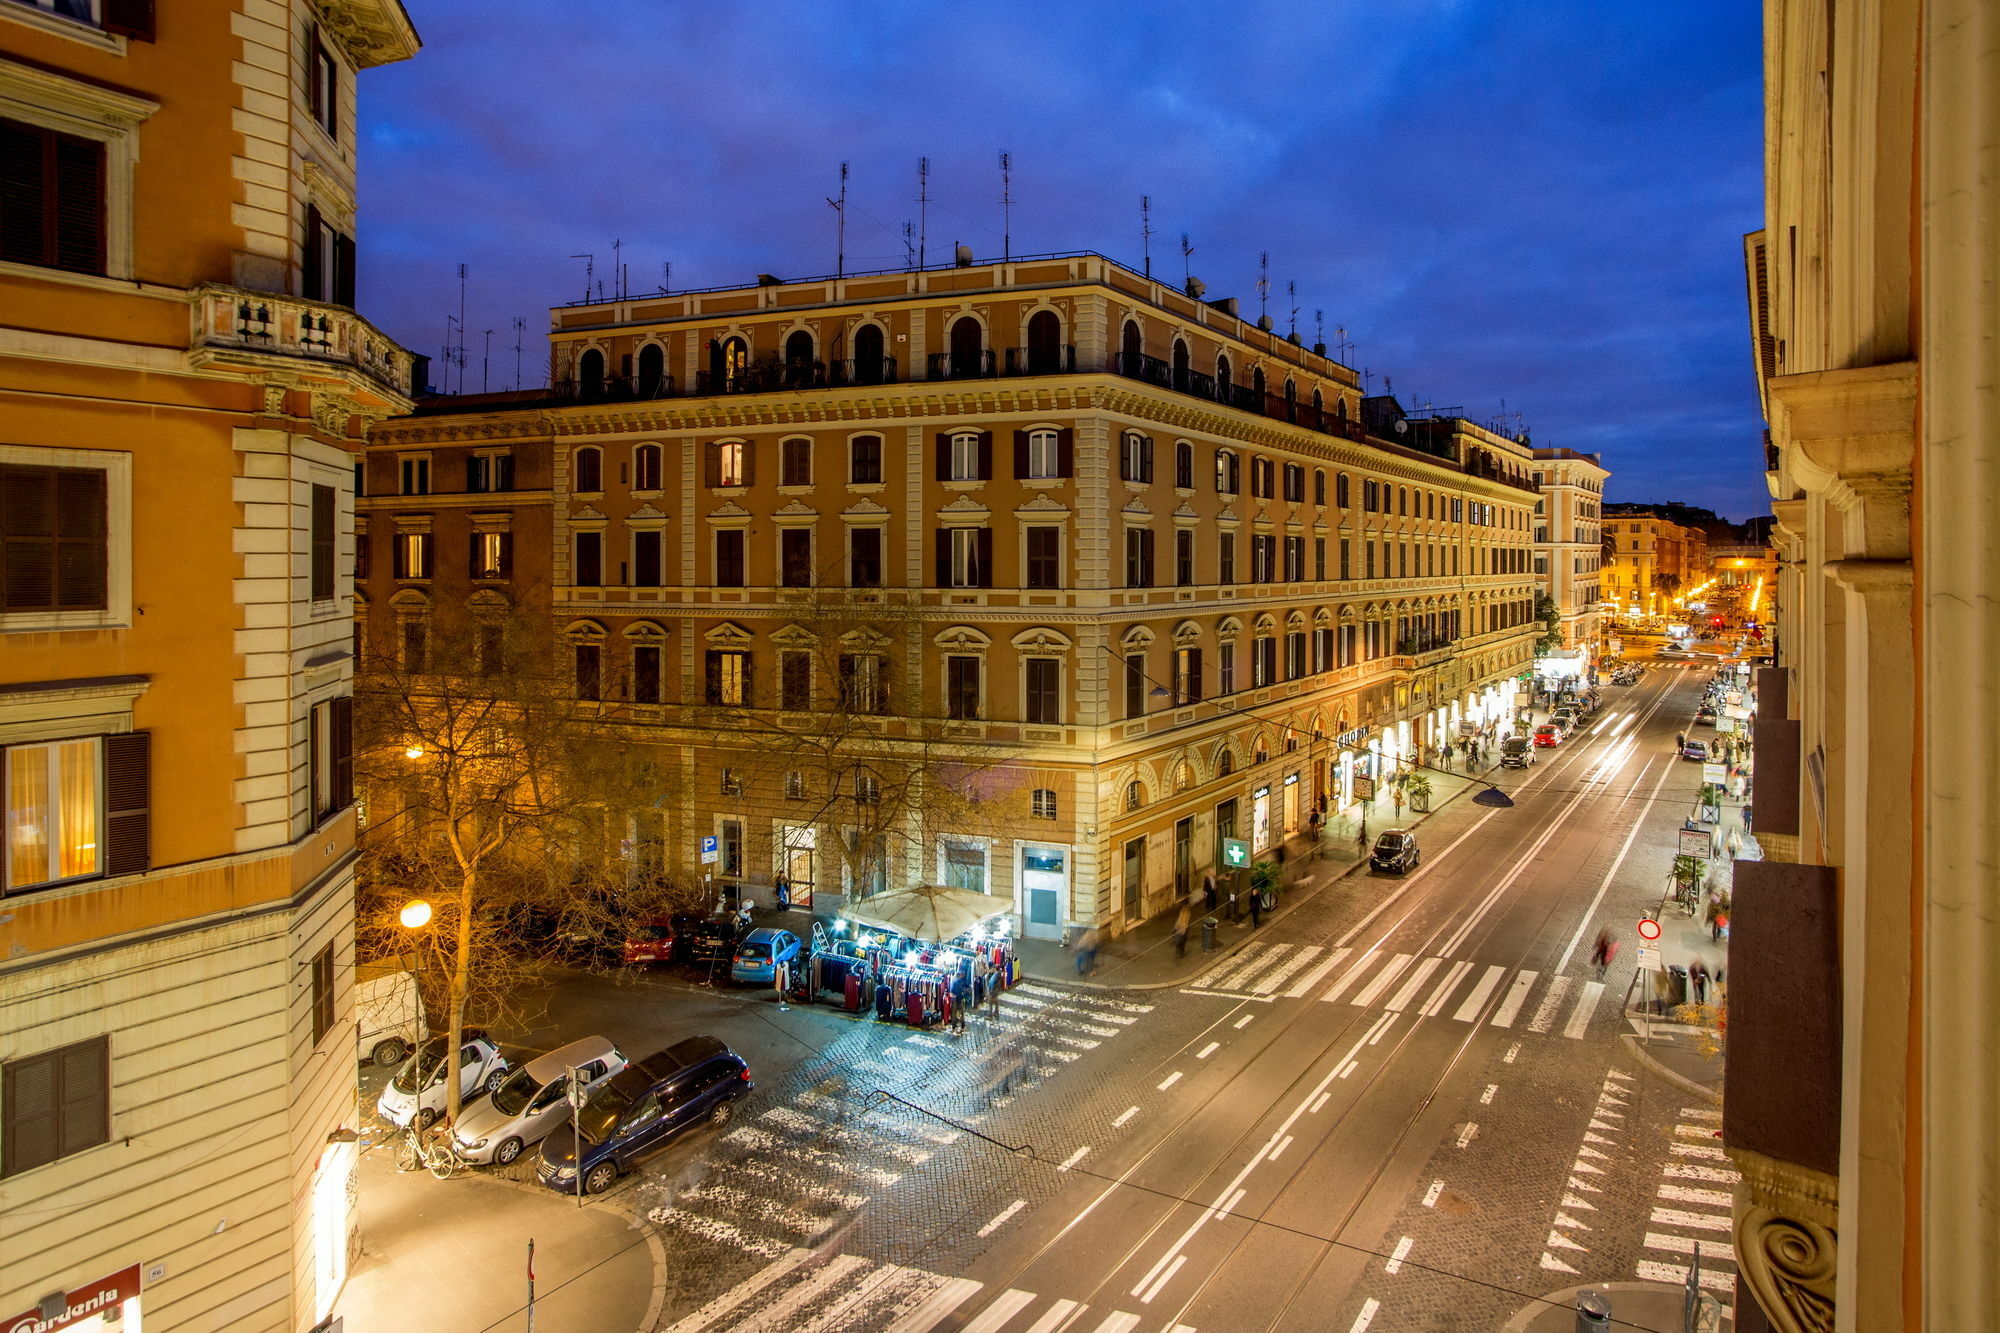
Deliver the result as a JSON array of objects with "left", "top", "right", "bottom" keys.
[{"left": 399, "top": 899, "right": 432, "bottom": 930}]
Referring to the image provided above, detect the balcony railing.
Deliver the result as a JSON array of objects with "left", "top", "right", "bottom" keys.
[
  {"left": 926, "top": 349, "right": 998, "bottom": 381},
  {"left": 1003, "top": 344, "right": 1077, "bottom": 375},
  {"left": 192, "top": 284, "right": 417, "bottom": 400}
]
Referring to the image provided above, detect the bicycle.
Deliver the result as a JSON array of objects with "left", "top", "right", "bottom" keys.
[{"left": 394, "top": 1122, "right": 463, "bottom": 1180}]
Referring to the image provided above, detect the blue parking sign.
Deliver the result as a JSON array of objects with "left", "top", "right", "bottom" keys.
[{"left": 700, "top": 835, "right": 719, "bottom": 864}]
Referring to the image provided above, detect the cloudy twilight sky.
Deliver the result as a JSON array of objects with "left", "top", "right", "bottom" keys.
[{"left": 358, "top": 1, "right": 1769, "bottom": 521}]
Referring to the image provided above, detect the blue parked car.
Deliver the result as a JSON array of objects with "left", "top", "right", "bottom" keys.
[
  {"left": 730, "top": 928, "right": 801, "bottom": 985},
  {"left": 535, "top": 1036, "right": 752, "bottom": 1195}
]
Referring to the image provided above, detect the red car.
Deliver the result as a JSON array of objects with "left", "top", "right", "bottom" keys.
[
  {"left": 1532, "top": 723, "right": 1562, "bottom": 748},
  {"left": 620, "top": 920, "right": 677, "bottom": 966}
]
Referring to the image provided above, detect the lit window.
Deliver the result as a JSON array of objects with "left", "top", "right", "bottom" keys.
[
  {"left": 1031, "top": 788, "right": 1058, "bottom": 819},
  {"left": 717, "top": 441, "right": 745, "bottom": 488},
  {"left": 4, "top": 737, "right": 101, "bottom": 889}
]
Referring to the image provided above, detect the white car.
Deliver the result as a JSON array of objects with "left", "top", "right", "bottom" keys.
[
  {"left": 376, "top": 1031, "right": 509, "bottom": 1130},
  {"left": 453, "top": 1036, "right": 628, "bottom": 1166}
]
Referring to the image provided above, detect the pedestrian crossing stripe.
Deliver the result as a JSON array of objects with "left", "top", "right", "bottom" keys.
[{"left": 661, "top": 1252, "right": 1204, "bottom": 1333}]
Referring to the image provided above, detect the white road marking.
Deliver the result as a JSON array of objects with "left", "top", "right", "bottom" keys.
[
  {"left": 1563, "top": 981, "right": 1607, "bottom": 1039},
  {"left": 1636, "top": 1260, "right": 1735, "bottom": 1292},
  {"left": 1157, "top": 1071, "right": 1184, "bottom": 1091},
  {"left": 1310, "top": 1092, "right": 1331, "bottom": 1113},
  {"left": 1504, "top": 1041, "right": 1522, "bottom": 1063},
  {"left": 1553, "top": 753, "right": 1676, "bottom": 972},
  {"left": 1384, "top": 1236, "right": 1414, "bottom": 1274},
  {"left": 1112, "top": 1106, "right": 1139, "bottom": 1128},
  {"left": 1090, "top": 1313, "right": 1142, "bottom": 1333},
  {"left": 1480, "top": 1084, "right": 1497, "bottom": 1104},
  {"left": 1384, "top": 956, "right": 1444, "bottom": 1011},
  {"left": 1021, "top": 1300, "right": 1079, "bottom": 1333},
  {"left": 1527, "top": 976, "right": 1575, "bottom": 1033},
  {"left": 661, "top": 1248, "right": 812, "bottom": 1333},
  {"left": 1213, "top": 942, "right": 1290, "bottom": 990},
  {"left": 1657, "top": 1184, "right": 1734, "bottom": 1206},
  {"left": 1491, "top": 972, "right": 1537, "bottom": 1027},
  {"left": 1251, "top": 944, "right": 1325, "bottom": 994},
  {"left": 1058, "top": 1146, "right": 1090, "bottom": 1172},
  {"left": 1233, "top": 1013, "right": 1256, "bottom": 1029},
  {"left": 1137, "top": 1254, "right": 1186, "bottom": 1304},
  {"left": 1286, "top": 946, "right": 1349, "bottom": 997},
  {"left": 1269, "top": 1134, "right": 1294, "bottom": 1160},
  {"left": 1337, "top": 1060, "right": 1358, "bottom": 1079},
  {"left": 1681, "top": 1107, "right": 1724, "bottom": 1121},
  {"left": 731, "top": 1254, "right": 868, "bottom": 1332},
  {"left": 1420, "top": 960, "right": 1473, "bottom": 1016},
  {"left": 883, "top": 1277, "right": 985, "bottom": 1333},
  {"left": 1196, "top": 1041, "right": 1220, "bottom": 1059},
  {"left": 1644, "top": 1233, "right": 1737, "bottom": 1262},
  {"left": 1422, "top": 1180, "right": 1445, "bottom": 1207},
  {"left": 976, "top": 1200, "right": 1026, "bottom": 1237},
  {"left": 958, "top": 1289, "right": 1036, "bottom": 1333},
  {"left": 1348, "top": 1298, "right": 1382, "bottom": 1332},
  {"left": 1651, "top": 1207, "right": 1732, "bottom": 1232},
  {"left": 1456, "top": 1122, "right": 1479, "bottom": 1148},
  {"left": 1352, "top": 954, "right": 1415, "bottom": 1007},
  {"left": 1670, "top": 1142, "right": 1729, "bottom": 1160},
  {"left": 1321, "top": 950, "right": 1383, "bottom": 1003},
  {"left": 1666, "top": 1163, "right": 1741, "bottom": 1184}
]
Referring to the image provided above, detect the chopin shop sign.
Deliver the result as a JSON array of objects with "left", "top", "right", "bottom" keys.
[{"left": 6, "top": 1267, "right": 140, "bottom": 1333}]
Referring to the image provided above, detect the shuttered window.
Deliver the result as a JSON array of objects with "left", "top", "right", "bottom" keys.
[
  {"left": 310, "top": 483, "right": 336, "bottom": 601},
  {"left": 1024, "top": 658, "right": 1060, "bottom": 724},
  {"left": 2, "top": 1037, "right": 110, "bottom": 1178},
  {"left": 0, "top": 117, "right": 106, "bottom": 276},
  {"left": 307, "top": 25, "right": 339, "bottom": 139},
  {"left": 0, "top": 463, "right": 107, "bottom": 612},
  {"left": 310, "top": 945, "right": 336, "bottom": 1047}
]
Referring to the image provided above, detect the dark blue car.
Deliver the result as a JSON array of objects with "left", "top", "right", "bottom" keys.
[{"left": 535, "top": 1035, "right": 751, "bottom": 1195}]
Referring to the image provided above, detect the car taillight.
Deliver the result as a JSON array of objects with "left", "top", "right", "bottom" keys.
[{"left": 739, "top": 1067, "right": 752, "bottom": 1081}]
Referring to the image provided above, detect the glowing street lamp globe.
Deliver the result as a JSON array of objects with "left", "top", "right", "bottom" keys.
[{"left": 399, "top": 900, "right": 433, "bottom": 930}]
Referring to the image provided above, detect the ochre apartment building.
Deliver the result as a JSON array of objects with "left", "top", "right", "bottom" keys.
[
  {"left": 1600, "top": 504, "right": 1707, "bottom": 619},
  {"left": 1529, "top": 446, "right": 1608, "bottom": 651},
  {"left": 0, "top": 2, "right": 418, "bottom": 1328},
  {"left": 1733, "top": 0, "right": 2000, "bottom": 1328},
  {"left": 362, "top": 254, "right": 1548, "bottom": 940}
]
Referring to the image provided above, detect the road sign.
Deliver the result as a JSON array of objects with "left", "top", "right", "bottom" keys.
[
  {"left": 1636, "top": 943, "right": 1662, "bottom": 972},
  {"left": 1702, "top": 762, "right": 1727, "bottom": 784},
  {"left": 1680, "top": 828, "right": 1714, "bottom": 858},
  {"left": 699, "top": 834, "right": 719, "bottom": 865},
  {"left": 1221, "top": 838, "right": 1251, "bottom": 869},
  {"left": 1352, "top": 775, "right": 1376, "bottom": 801},
  {"left": 1637, "top": 916, "right": 1662, "bottom": 941}
]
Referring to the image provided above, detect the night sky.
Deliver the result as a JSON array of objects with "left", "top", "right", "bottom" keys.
[{"left": 358, "top": 2, "right": 1769, "bottom": 521}]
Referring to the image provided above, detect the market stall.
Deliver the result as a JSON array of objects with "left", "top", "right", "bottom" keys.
[{"left": 797, "top": 885, "right": 1019, "bottom": 1028}]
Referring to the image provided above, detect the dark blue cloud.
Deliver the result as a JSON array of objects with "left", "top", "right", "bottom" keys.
[{"left": 359, "top": 0, "right": 1768, "bottom": 519}]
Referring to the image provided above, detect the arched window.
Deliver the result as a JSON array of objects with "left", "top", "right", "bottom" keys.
[
  {"left": 573, "top": 446, "right": 602, "bottom": 494},
  {"left": 1314, "top": 469, "right": 1326, "bottom": 506},
  {"left": 949, "top": 316, "right": 984, "bottom": 378},
  {"left": 1218, "top": 749, "right": 1235, "bottom": 777},
  {"left": 1336, "top": 395, "right": 1349, "bottom": 424},
  {"left": 708, "top": 336, "right": 748, "bottom": 391},
  {"left": 1125, "top": 780, "right": 1145, "bottom": 812},
  {"left": 1337, "top": 473, "right": 1351, "bottom": 507},
  {"left": 637, "top": 344, "right": 666, "bottom": 397},
  {"left": 1311, "top": 387, "right": 1324, "bottom": 422},
  {"left": 1172, "top": 339, "right": 1190, "bottom": 384},
  {"left": 783, "top": 330, "right": 815, "bottom": 387},
  {"left": 1283, "top": 377, "right": 1298, "bottom": 423},
  {"left": 1174, "top": 761, "right": 1196, "bottom": 792},
  {"left": 784, "top": 771, "right": 808, "bottom": 800},
  {"left": 1027, "top": 310, "right": 1063, "bottom": 373},
  {"left": 633, "top": 444, "right": 662, "bottom": 492},
  {"left": 1252, "top": 365, "right": 1267, "bottom": 401},
  {"left": 1215, "top": 449, "right": 1239, "bottom": 495},
  {"left": 1120, "top": 321, "right": 1143, "bottom": 374},
  {"left": 1031, "top": 787, "right": 1058, "bottom": 818},
  {"left": 853, "top": 324, "right": 886, "bottom": 384},
  {"left": 578, "top": 348, "right": 605, "bottom": 398},
  {"left": 1217, "top": 354, "right": 1233, "bottom": 395}
]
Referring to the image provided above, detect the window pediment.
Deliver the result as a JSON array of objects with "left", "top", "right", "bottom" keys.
[
  {"left": 933, "top": 624, "right": 992, "bottom": 651},
  {"left": 1011, "top": 626, "right": 1073, "bottom": 654},
  {"left": 705, "top": 621, "right": 754, "bottom": 646}
]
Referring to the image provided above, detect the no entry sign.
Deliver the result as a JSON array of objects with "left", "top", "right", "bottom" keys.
[{"left": 1637, "top": 917, "right": 1662, "bottom": 941}]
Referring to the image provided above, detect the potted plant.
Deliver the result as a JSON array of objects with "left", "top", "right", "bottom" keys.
[{"left": 1403, "top": 771, "right": 1433, "bottom": 813}]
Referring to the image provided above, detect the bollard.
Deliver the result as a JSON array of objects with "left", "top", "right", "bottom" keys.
[
  {"left": 1201, "top": 917, "right": 1218, "bottom": 952},
  {"left": 1574, "top": 1288, "right": 1611, "bottom": 1332}
]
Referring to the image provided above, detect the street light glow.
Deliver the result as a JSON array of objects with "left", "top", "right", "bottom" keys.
[
  {"left": 399, "top": 900, "right": 433, "bottom": 930},
  {"left": 404, "top": 745, "right": 424, "bottom": 760}
]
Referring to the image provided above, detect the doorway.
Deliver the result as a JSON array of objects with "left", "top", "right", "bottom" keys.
[
  {"left": 1123, "top": 836, "right": 1145, "bottom": 923},
  {"left": 1020, "top": 846, "right": 1066, "bottom": 941}
]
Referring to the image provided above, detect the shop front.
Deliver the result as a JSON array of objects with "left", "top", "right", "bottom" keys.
[
  {"left": 1016, "top": 844, "right": 1068, "bottom": 941},
  {"left": 5, "top": 1266, "right": 143, "bottom": 1333}
]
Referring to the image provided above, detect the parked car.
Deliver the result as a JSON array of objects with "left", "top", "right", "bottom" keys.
[
  {"left": 1499, "top": 736, "right": 1536, "bottom": 769},
  {"left": 730, "top": 928, "right": 802, "bottom": 985},
  {"left": 676, "top": 914, "right": 737, "bottom": 963},
  {"left": 1694, "top": 706, "right": 1718, "bottom": 725},
  {"left": 536, "top": 1036, "right": 753, "bottom": 1195},
  {"left": 1369, "top": 829, "right": 1421, "bottom": 875},
  {"left": 376, "top": 1031, "right": 509, "bottom": 1130},
  {"left": 453, "top": 1036, "right": 628, "bottom": 1166},
  {"left": 355, "top": 966, "right": 423, "bottom": 1068},
  {"left": 1551, "top": 710, "right": 1579, "bottom": 733},
  {"left": 1533, "top": 723, "right": 1563, "bottom": 748},
  {"left": 621, "top": 920, "right": 678, "bottom": 967},
  {"left": 1680, "top": 739, "right": 1710, "bottom": 762}
]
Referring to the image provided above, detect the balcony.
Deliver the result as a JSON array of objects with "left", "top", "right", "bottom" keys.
[
  {"left": 926, "top": 349, "right": 997, "bottom": 381},
  {"left": 191, "top": 284, "right": 418, "bottom": 405}
]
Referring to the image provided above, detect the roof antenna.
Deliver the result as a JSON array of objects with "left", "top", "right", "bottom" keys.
[
  {"left": 569, "top": 253, "right": 593, "bottom": 303},
  {"left": 611, "top": 238, "right": 627, "bottom": 300},
  {"left": 1287, "top": 280, "right": 1299, "bottom": 342},
  {"left": 998, "top": 151, "right": 1012, "bottom": 263},
  {"left": 1335, "top": 325, "right": 1355, "bottom": 362},
  {"left": 659, "top": 260, "right": 671, "bottom": 295},
  {"left": 1141, "top": 195, "right": 1153, "bottom": 278},
  {"left": 916, "top": 156, "right": 929, "bottom": 270},
  {"left": 902, "top": 220, "right": 915, "bottom": 271},
  {"left": 1314, "top": 309, "right": 1326, "bottom": 355},
  {"left": 511, "top": 316, "right": 526, "bottom": 390},
  {"left": 1257, "top": 252, "right": 1270, "bottom": 327},
  {"left": 826, "top": 162, "right": 848, "bottom": 279},
  {"left": 1180, "top": 233, "right": 1194, "bottom": 286}
]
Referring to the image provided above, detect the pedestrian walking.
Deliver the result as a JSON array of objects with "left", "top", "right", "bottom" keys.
[
  {"left": 1676, "top": 732, "right": 1686, "bottom": 750},
  {"left": 1356, "top": 826, "right": 1370, "bottom": 857},
  {"left": 950, "top": 972, "right": 971, "bottom": 1034},
  {"left": 1173, "top": 901, "right": 1192, "bottom": 959},
  {"left": 773, "top": 874, "right": 791, "bottom": 912},
  {"left": 1248, "top": 890, "right": 1263, "bottom": 929},
  {"left": 1202, "top": 873, "right": 1217, "bottom": 912},
  {"left": 1709, "top": 900, "right": 1725, "bottom": 943},
  {"left": 1074, "top": 927, "right": 1100, "bottom": 976},
  {"left": 1690, "top": 959, "right": 1710, "bottom": 1004}
]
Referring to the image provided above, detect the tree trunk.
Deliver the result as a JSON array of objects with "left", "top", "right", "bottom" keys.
[{"left": 444, "top": 863, "right": 476, "bottom": 1127}]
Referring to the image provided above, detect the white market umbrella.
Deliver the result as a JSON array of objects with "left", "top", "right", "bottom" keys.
[{"left": 842, "top": 884, "right": 1008, "bottom": 944}]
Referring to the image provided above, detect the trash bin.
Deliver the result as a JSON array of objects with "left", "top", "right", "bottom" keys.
[
  {"left": 1574, "top": 1289, "right": 1611, "bottom": 1331},
  {"left": 1201, "top": 917, "right": 1218, "bottom": 953},
  {"left": 1663, "top": 964, "right": 1690, "bottom": 1010}
]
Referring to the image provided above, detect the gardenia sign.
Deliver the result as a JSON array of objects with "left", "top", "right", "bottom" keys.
[{"left": 5, "top": 1266, "right": 139, "bottom": 1333}]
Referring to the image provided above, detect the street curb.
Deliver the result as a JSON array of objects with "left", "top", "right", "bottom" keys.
[
  {"left": 1620, "top": 1031, "right": 1724, "bottom": 1107},
  {"left": 1499, "top": 1280, "right": 1728, "bottom": 1332}
]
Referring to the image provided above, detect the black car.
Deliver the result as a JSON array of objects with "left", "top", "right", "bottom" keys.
[
  {"left": 670, "top": 912, "right": 737, "bottom": 963},
  {"left": 536, "top": 1036, "right": 752, "bottom": 1195},
  {"left": 1370, "top": 829, "right": 1421, "bottom": 874},
  {"left": 1499, "top": 736, "right": 1536, "bottom": 769}
]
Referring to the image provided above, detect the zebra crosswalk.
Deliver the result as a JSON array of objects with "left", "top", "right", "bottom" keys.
[
  {"left": 1183, "top": 943, "right": 1613, "bottom": 1039},
  {"left": 664, "top": 1250, "right": 1200, "bottom": 1333},
  {"left": 1635, "top": 1107, "right": 1740, "bottom": 1297}
]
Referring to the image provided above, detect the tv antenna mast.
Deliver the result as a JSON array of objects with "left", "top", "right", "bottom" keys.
[
  {"left": 512, "top": 317, "right": 526, "bottom": 390},
  {"left": 1287, "top": 279, "right": 1298, "bottom": 341},
  {"left": 481, "top": 328, "right": 493, "bottom": 393},
  {"left": 569, "top": 253, "right": 594, "bottom": 304},
  {"left": 1335, "top": 324, "right": 1355, "bottom": 362},
  {"left": 902, "top": 220, "right": 915, "bottom": 270},
  {"left": 1257, "top": 252, "right": 1270, "bottom": 324},
  {"left": 998, "top": 151, "right": 1012, "bottom": 262},
  {"left": 1180, "top": 233, "right": 1194, "bottom": 287},
  {"left": 916, "top": 156, "right": 930, "bottom": 270},
  {"left": 659, "top": 261, "right": 671, "bottom": 295},
  {"left": 611, "top": 238, "right": 626, "bottom": 300},
  {"left": 1140, "top": 195, "right": 1153, "bottom": 277},
  {"left": 1315, "top": 309, "right": 1325, "bottom": 351},
  {"left": 827, "top": 161, "right": 848, "bottom": 278}
]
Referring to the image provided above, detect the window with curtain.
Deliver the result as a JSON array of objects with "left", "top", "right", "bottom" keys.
[
  {"left": 942, "top": 839, "right": 987, "bottom": 893},
  {"left": 633, "top": 444, "right": 662, "bottom": 492},
  {"left": 4, "top": 737, "right": 99, "bottom": 888}
]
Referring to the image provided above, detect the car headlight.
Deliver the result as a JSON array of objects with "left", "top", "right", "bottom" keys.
[
  {"left": 460, "top": 1136, "right": 488, "bottom": 1149},
  {"left": 552, "top": 1165, "right": 576, "bottom": 1179}
]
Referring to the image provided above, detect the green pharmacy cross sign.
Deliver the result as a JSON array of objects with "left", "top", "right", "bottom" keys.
[{"left": 1221, "top": 838, "right": 1251, "bottom": 869}]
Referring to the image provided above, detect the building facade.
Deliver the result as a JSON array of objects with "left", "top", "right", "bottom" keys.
[
  {"left": 1530, "top": 447, "right": 1608, "bottom": 651},
  {"left": 361, "top": 254, "right": 1544, "bottom": 940},
  {"left": 0, "top": 3, "right": 417, "bottom": 1329},
  {"left": 1733, "top": 0, "right": 2000, "bottom": 1329},
  {"left": 1600, "top": 505, "right": 1707, "bottom": 620}
]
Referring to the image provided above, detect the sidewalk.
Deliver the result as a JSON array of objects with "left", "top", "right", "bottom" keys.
[
  {"left": 1013, "top": 748, "right": 1517, "bottom": 990},
  {"left": 335, "top": 1130, "right": 661, "bottom": 1333},
  {"left": 1503, "top": 1280, "right": 1730, "bottom": 1332}
]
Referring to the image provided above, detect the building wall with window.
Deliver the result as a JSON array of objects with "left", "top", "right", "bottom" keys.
[
  {"left": 1600, "top": 508, "right": 1705, "bottom": 620},
  {"left": 0, "top": 4, "right": 418, "bottom": 1329},
  {"left": 1530, "top": 448, "right": 1608, "bottom": 650},
  {"left": 364, "top": 255, "right": 1543, "bottom": 937}
]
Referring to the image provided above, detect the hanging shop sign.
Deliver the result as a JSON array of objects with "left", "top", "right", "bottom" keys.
[
  {"left": 1352, "top": 775, "right": 1377, "bottom": 801},
  {"left": 5, "top": 1266, "right": 141, "bottom": 1333}
]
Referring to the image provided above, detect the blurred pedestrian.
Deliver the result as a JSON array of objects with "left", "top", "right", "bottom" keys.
[
  {"left": 1248, "top": 889, "right": 1263, "bottom": 929},
  {"left": 1690, "top": 959, "right": 1710, "bottom": 1004},
  {"left": 1074, "top": 927, "right": 1100, "bottom": 975},
  {"left": 1173, "top": 900, "right": 1192, "bottom": 959},
  {"left": 1202, "top": 872, "right": 1217, "bottom": 912}
]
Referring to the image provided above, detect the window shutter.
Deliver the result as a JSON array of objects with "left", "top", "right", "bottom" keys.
[
  {"left": 302, "top": 205, "right": 324, "bottom": 300},
  {"left": 311, "top": 483, "right": 336, "bottom": 600},
  {"left": 334, "top": 231, "right": 357, "bottom": 307},
  {"left": 306, "top": 23, "right": 324, "bottom": 115},
  {"left": 103, "top": 730, "right": 150, "bottom": 876},
  {"left": 975, "top": 528, "right": 994, "bottom": 587},
  {"left": 935, "top": 432, "right": 952, "bottom": 481},
  {"left": 1189, "top": 648, "right": 1203, "bottom": 702},
  {"left": 739, "top": 440, "right": 755, "bottom": 489},
  {"left": 934, "top": 529, "right": 951, "bottom": 588},
  {"left": 1141, "top": 530, "right": 1155, "bottom": 586},
  {"left": 1056, "top": 429, "right": 1074, "bottom": 478},
  {"left": 1141, "top": 436, "right": 1154, "bottom": 483},
  {"left": 740, "top": 654, "right": 754, "bottom": 708},
  {"left": 1013, "top": 431, "right": 1030, "bottom": 478},
  {"left": 704, "top": 651, "right": 720, "bottom": 704},
  {"left": 330, "top": 697, "right": 353, "bottom": 809},
  {"left": 703, "top": 441, "right": 720, "bottom": 488},
  {"left": 50, "top": 134, "right": 105, "bottom": 276},
  {"left": 467, "top": 531, "right": 482, "bottom": 577},
  {"left": 3, "top": 1054, "right": 57, "bottom": 1176},
  {"left": 0, "top": 120, "right": 48, "bottom": 267},
  {"left": 977, "top": 431, "right": 993, "bottom": 481}
]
